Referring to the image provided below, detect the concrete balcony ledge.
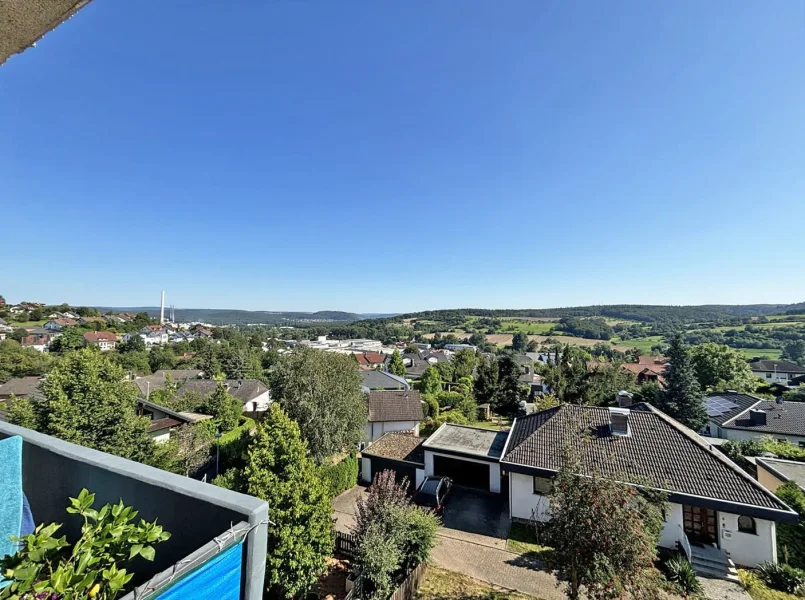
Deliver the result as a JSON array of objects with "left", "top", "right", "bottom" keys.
[{"left": 0, "top": 421, "right": 268, "bottom": 600}]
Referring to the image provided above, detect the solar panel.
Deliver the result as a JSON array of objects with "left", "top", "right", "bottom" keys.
[{"left": 704, "top": 397, "right": 740, "bottom": 417}]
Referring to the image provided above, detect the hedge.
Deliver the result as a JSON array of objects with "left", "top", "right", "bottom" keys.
[
  {"left": 216, "top": 416, "right": 255, "bottom": 469},
  {"left": 320, "top": 452, "right": 359, "bottom": 497}
]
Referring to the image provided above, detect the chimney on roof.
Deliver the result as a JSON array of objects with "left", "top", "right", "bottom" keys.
[
  {"left": 776, "top": 396, "right": 784, "bottom": 405},
  {"left": 609, "top": 407, "right": 630, "bottom": 436},
  {"left": 749, "top": 409, "right": 767, "bottom": 426},
  {"left": 617, "top": 390, "right": 633, "bottom": 408}
]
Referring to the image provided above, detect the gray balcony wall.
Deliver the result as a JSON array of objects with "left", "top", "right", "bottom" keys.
[{"left": 0, "top": 422, "right": 268, "bottom": 600}]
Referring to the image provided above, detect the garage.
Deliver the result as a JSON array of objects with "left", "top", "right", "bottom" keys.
[
  {"left": 361, "top": 432, "right": 425, "bottom": 490},
  {"left": 433, "top": 454, "right": 490, "bottom": 491},
  {"left": 369, "top": 456, "right": 418, "bottom": 485}
]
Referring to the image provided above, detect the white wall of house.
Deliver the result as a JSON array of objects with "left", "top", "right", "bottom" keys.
[
  {"left": 424, "top": 450, "right": 500, "bottom": 493},
  {"left": 658, "top": 503, "right": 684, "bottom": 549},
  {"left": 753, "top": 370, "right": 798, "bottom": 385},
  {"left": 148, "top": 430, "right": 172, "bottom": 444},
  {"left": 361, "top": 457, "right": 372, "bottom": 484},
  {"left": 363, "top": 420, "right": 420, "bottom": 443},
  {"left": 719, "top": 512, "right": 777, "bottom": 567},
  {"left": 415, "top": 468, "right": 425, "bottom": 489},
  {"left": 510, "top": 472, "right": 552, "bottom": 521},
  {"left": 243, "top": 391, "right": 271, "bottom": 413},
  {"left": 720, "top": 427, "right": 805, "bottom": 446}
]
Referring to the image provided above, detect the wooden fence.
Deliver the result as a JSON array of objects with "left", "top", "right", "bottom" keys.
[
  {"left": 335, "top": 531, "right": 358, "bottom": 558},
  {"left": 389, "top": 562, "right": 427, "bottom": 600}
]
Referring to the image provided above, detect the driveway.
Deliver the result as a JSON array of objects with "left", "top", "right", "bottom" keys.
[{"left": 440, "top": 486, "right": 510, "bottom": 549}]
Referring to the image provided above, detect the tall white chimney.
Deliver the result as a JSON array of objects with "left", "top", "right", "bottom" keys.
[{"left": 160, "top": 290, "right": 165, "bottom": 324}]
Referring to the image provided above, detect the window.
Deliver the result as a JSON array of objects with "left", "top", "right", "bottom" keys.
[
  {"left": 766, "top": 373, "right": 772, "bottom": 379},
  {"left": 738, "top": 516, "right": 756, "bottom": 534},
  {"left": 533, "top": 476, "right": 552, "bottom": 495}
]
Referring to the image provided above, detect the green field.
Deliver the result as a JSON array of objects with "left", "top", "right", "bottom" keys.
[
  {"left": 734, "top": 347, "right": 782, "bottom": 360},
  {"left": 612, "top": 335, "right": 664, "bottom": 353},
  {"left": 4, "top": 320, "right": 46, "bottom": 329},
  {"left": 498, "top": 319, "right": 556, "bottom": 335}
]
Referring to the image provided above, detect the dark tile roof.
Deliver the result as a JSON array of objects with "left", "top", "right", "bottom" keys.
[
  {"left": 360, "top": 370, "right": 410, "bottom": 391},
  {"left": 703, "top": 393, "right": 762, "bottom": 426},
  {"left": 0, "top": 376, "right": 44, "bottom": 399},
  {"left": 501, "top": 403, "right": 792, "bottom": 513},
  {"left": 749, "top": 359, "right": 805, "bottom": 374},
  {"left": 134, "top": 370, "right": 203, "bottom": 395},
  {"left": 148, "top": 417, "right": 184, "bottom": 433},
  {"left": 176, "top": 379, "right": 268, "bottom": 404},
  {"left": 423, "top": 423, "right": 509, "bottom": 460},
  {"left": 722, "top": 399, "right": 805, "bottom": 436},
  {"left": 363, "top": 433, "right": 425, "bottom": 464},
  {"left": 367, "top": 391, "right": 424, "bottom": 423}
]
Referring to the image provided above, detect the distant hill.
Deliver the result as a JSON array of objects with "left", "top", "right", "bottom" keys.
[{"left": 96, "top": 307, "right": 363, "bottom": 325}]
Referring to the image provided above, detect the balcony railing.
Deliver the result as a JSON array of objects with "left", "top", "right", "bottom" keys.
[{"left": 0, "top": 421, "right": 268, "bottom": 600}]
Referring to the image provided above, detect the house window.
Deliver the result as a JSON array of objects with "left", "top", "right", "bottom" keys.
[
  {"left": 533, "top": 476, "right": 552, "bottom": 495},
  {"left": 738, "top": 516, "right": 756, "bottom": 534},
  {"left": 766, "top": 373, "right": 772, "bottom": 379}
]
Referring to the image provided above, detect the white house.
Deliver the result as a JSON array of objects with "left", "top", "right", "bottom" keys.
[
  {"left": 136, "top": 398, "right": 193, "bottom": 444},
  {"left": 175, "top": 379, "right": 271, "bottom": 416},
  {"left": 500, "top": 403, "right": 798, "bottom": 572},
  {"left": 44, "top": 318, "right": 78, "bottom": 331},
  {"left": 749, "top": 359, "right": 805, "bottom": 386},
  {"left": 364, "top": 390, "right": 425, "bottom": 443},
  {"left": 702, "top": 392, "right": 805, "bottom": 447},
  {"left": 82, "top": 331, "right": 117, "bottom": 351}
]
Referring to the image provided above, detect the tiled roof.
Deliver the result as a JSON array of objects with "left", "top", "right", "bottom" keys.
[
  {"left": 703, "top": 393, "right": 762, "bottom": 426},
  {"left": 749, "top": 359, "right": 805, "bottom": 374},
  {"left": 363, "top": 433, "right": 425, "bottom": 464},
  {"left": 83, "top": 331, "right": 117, "bottom": 343},
  {"left": 722, "top": 399, "right": 805, "bottom": 436},
  {"left": 148, "top": 417, "right": 184, "bottom": 433},
  {"left": 0, "top": 376, "right": 44, "bottom": 399},
  {"left": 175, "top": 379, "right": 268, "bottom": 404},
  {"left": 501, "top": 403, "right": 793, "bottom": 513},
  {"left": 367, "top": 391, "right": 424, "bottom": 423},
  {"left": 355, "top": 352, "right": 387, "bottom": 367},
  {"left": 360, "top": 370, "right": 410, "bottom": 392}
]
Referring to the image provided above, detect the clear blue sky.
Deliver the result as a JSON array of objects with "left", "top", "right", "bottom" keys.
[{"left": 2, "top": 1, "right": 804, "bottom": 313}]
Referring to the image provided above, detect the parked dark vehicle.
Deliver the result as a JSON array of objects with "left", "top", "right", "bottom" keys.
[{"left": 415, "top": 476, "right": 452, "bottom": 513}]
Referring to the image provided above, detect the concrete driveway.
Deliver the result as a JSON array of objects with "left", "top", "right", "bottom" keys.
[{"left": 440, "top": 486, "right": 510, "bottom": 548}]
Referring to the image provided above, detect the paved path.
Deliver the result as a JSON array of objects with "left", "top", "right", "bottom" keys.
[{"left": 698, "top": 577, "right": 752, "bottom": 600}]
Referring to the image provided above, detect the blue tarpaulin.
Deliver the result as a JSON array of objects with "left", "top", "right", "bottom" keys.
[{"left": 153, "top": 541, "right": 243, "bottom": 600}]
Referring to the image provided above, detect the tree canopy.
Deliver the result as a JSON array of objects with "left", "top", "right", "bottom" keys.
[
  {"left": 689, "top": 343, "right": 757, "bottom": 393},
  {"left": 387, "top": 350, "right": 406, "bottom": 377},
  {"left": 656, "top": 335, "right": 707, "bottom": 431}
]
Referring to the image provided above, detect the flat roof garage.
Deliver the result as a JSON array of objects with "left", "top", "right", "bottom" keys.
[{"left": 422, "top": 424, "right": 509, "bottom": 493}]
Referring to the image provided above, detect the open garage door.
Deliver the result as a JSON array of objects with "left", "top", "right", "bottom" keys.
[{"left": 433, "top": 454, "right": 489, "bottom": 491}]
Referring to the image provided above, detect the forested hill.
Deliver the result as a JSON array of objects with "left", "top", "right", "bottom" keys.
[
  {"left": 375, "top": 303, "right": 804, "bottom": 325},
  {"left": 96, "top": 307, "right": 362, "bottom": 325}
]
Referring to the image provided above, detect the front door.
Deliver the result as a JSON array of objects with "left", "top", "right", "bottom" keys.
[{"left": 683, "top": 505, "right": 718, "bottom": 546}]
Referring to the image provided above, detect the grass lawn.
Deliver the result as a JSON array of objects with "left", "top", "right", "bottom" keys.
[
  {"left": 738, "top": 570, "right": 802, "bottom": 600},
  {"left": 5, "top": 320, "right": 46, "bottom": 329},
  {"left": 471, "top": 417, "right": 513, "bottom": 431},
  {"left": 497, "top": 319, "right": 556, "bottom": 335},
  {"left": 735, "top": 347, "right": 783, "bottom": 360},
  {"left": 416, "top": 565, "right": 539, "bottom": 600},
  {"left": 612, "top": 335, "right": 664, "bottom": 353},
  {"left": 505, "top": 523, "right": 553, "bottom": 560}
]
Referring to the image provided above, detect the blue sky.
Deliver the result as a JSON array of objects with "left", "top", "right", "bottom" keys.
[{"left": 2, "top": 1, "right": 804, "bottom": 313}]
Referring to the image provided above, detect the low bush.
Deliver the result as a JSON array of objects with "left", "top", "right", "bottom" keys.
[
  {"left": 319, "top": 452, "right": 359, "bottom": 497},
  {"left": 661, "top": 554, "right": 702, "bottom": 596},
  {"left": 421, "top": 393, "right": 439, "bottom": 418},
  {"left": 420, "top": 410, "right": 470, "bottom": 436},
  {"left": 756, "top": 561, "right": 805, "bottom": 594},
  {"left": 216, "top": 416, "right": 256, "bottom": 469}
]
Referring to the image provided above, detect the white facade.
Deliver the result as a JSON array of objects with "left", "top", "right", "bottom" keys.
[
  {"left": 363, "top": 420, "right": 420, "bottom": 443},
  {"left": 717, "top": 426, "right": 805, "bottom": 447},
  {"left": 508, "top": 472, "right": 778, "bottom": 567},
  {"left": 752, "top": 368, "right": 800, "bottom": 385},
  {"left": 243, "top": 390, "right": 271, "bottom": 413},
  {"left": 423, "top": 450, "right": 501, "bottom": 493}
]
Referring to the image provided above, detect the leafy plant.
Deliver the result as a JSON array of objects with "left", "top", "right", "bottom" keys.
[
  {"left": 755, "top": 561, "right": 805, "bottom": 594},
  {"left": 319, "top": 453, "right": 359, "bottom": 497},
  {"left": 661, "top": 555, "right": 702, "bottom": 596},
  {"left": 0, "top": 489, "right": 170, "bottom": 600}
]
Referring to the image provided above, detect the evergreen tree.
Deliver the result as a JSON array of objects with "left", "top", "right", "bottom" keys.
[
  {"left": 511, "top": 331, "right": 528, "bottom": 352},
  {"left": 219, "top": 404, "right": 334, "bottom": 598},
  {"left": 657, "top": 334, "right": 707, "bottom": 431},
  {"left": 387, "top": 350, "right": 406, "bottom": 377},
  {"left": 204, "top": 380, "right": 242, "bottom": 432},
  {"left": 473, "top": 356, "right": 499, "bottom": 406},
  {"left": 419, "top": 366, "right": 443, "bottom": 396},
  {"left": 496, "top": 355, "right": 524, "bottom": 412}
]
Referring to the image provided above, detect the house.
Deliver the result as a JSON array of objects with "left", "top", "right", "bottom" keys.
[
  {"left": 361, "top": 432, "right": 426, "bottom": 488},
  {"left": 83, "top": 331, "right": 117, "bottom": 351},
  {"left": 136, "top": 398, "right": 194, "bottom": 443},
  {"left": 0, "top": 376, "right": 45, "bottom": 402},
  {"left": 500, "top": 403, "right": 798, "bottom": 569},
  {"left": 21, "top": 334, "right": 52, "bottom": 352},
  {"left": 44, "top": 318, "right": 78, "bottom": 331},
  {"left": 402, "top": 353, "right": 430, "bottom": 379},
  {"left": 360, "top": 370, "right": 410, "bottom": 392},
  {"left": 754, "top": 457, "right": 805, "bottom": 494},
  {"left": 749, "top": 359, "right": 805, "bottom": 386},
  {"left": 62, "top": 311, "right": 80, "bottom": 319},
  {"left": 134, "top": 369, "right": 204, "bottom": 397},
  {"left": 702, "top": 392, "right": 805, "bottom": 446},
  {"left": 176, "top": 379, "right": 271, "bottom": 415},
  {"left": 622, "top": 356, "right": 668, "bottom": 385},
  {"left": 354, "top": 352, "right": 388, "bottom": 370},
  {"left": 445, "top": 344, "right": 477, "bottom": 352},
  {"left": 365, "top": 390, "right": 425, "bottom": 443}
]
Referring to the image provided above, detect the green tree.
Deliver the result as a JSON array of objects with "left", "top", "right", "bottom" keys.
[
  {"left": 657, "top": 335, "right": 707, "bottom": 431},
  {"left": 776, "top": 481, "right": 805, "bottom": 568},
  {"left": 0, "top": 340, "right": 54, "bottom": 383},
  {"left": 113, "top": 350, "right": 151, "bottom": 375},
  {"left": 473, "top": 356, "right": 499, "bottom": 406},
  {"left": 148, "top": 346, "right": 177, "bottom": 373},
  {"left": 49, "top": 327, "right": 86, "bottom": 353},
  {"left": 118, "top": 334, "right": 146, "bottom": 353},
  {"left": 270, "top": 347, "right": 366, "bottom": 463},
  {"left": 216, "top": 405, "right": 334, "bottom": 598},
  {"left": 782, "top": 340, "right": 805, "bottom": 364},
  {"left": 199, "top": 345, "right": 222, "bottom": 379},
  {"left": 387, "top": 350, "right": 406, "bottom": 377},
  {"left": 451, "top": 349, "right": 477, "bottom": 380},
  {"left": 404, "top": 344, "right": 420, "bottom": 355},
  {"left": 544, "top": 443, "right": 665, "bottom": 600},
  {"left": 496, "top": 355, "right": 524, "bottom": 413},
  {"left": 29, "top": 307, "right": 44, "bottom": 321},
  {"left": 33, "top": 349, "right": 156, "bottom": 463},
  {"left": 204, "top": 380, "right": 242, "bottom": 432},
  {"left": 690, "top": 343, "right": 758, "bottom": 393},
  {"left": 512, "top": 331, "right": 528, "bottom": 352},
  {"left": 6, "top": 394, "right": 37, "bottom": 429},
  {"left": 434, "top": 360, "right": 454, "bottom": 382},
  {"left": 419, "top": 365, "right": 443, "bottom": 396}
]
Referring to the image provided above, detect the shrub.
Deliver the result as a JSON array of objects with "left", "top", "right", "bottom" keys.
[
  {"left": 421, "top": 393, "right": 439, "bottom": 418},
  {"left": 756, "top": 561, "right": 805, "bottom": 594},
  {"left": 738, "top": 569, "right": 761, "bottom": 591},
  {"left": 319, "top": 452, "right": 359, "bottom": 497},
  {"left": 420, "top": 410, "right": 470, "bottom": 436},
  {"left": 662, "top": 555, "right": 702, "bottom": 596},
  {"left": 216, "top": 416, "right": 255, "bottom": 469},
  {"left": 435, "top": 391, "right": 463, "bottom": 408},
  {"left": 0, "top": 489, "right": 170, "bottom": 600}
]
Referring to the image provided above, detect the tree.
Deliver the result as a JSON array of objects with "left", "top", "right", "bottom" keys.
[
  {"left": 149, "top": 346, "right": 177, "bottom": 373},
  {"left": 199, "top": 345, "right": 222, "bottom": 379},
  {"left": 451, "top": 349, "right": 477, "bottom": 380},
  {"left": 6, "top": 394, "right": 37, "bottom": 429},
  {"left": 270, "top": 347, "right": 366, "bottom": 463},
  {"left": 33, "top": 349, "right": 156, "bottom": 463},
  {"left": 419, "top": 365, "right": 443, "bottom": 396},
  {"left": 474, "top": 356, "right": 499, "bottom": 406},
  {"left": 0, "top": 340, "right": 54, "bottom": 383},
  {"left": 387, "top": 350, "right": 406, "bottom": 377},
  {"left": 690, "top": 343, "right": 758, "bottom": 393},
  {"left": 544, "top": 443, "right": 665, "bottom": 600},
  {"left": 496, "top": 355, "right": 525, "bottom": 413},
  {"left": 29, "top": 307, "right": 43, "bottom": 321},
  {"left": 49, "top": 327, "right": 86, "bottom": 353},
  {"left": 217, "top": 405, "right": 334, "bottom": 598},
  {"left": 782, "top": 340, "right": 805, "bottom": 365},
  {"left": 118, "top": 334, "right": 145, "bottom": 353},
  {"left": 657, "top": 335, "right": 707, "bottom": 431},
  {"left": 204, "top": 380, "right": 242, "bottom": 432},
  {"left": 112, "top": 350, "right": 151, "bottom": 375},
  {"left": 404, "top": 344, "right": 420, "bottom": 355},
  {"left": 512, "top": 331, "right": 528, "bottom": 352},
  {"left": 776, "top": 481, "right": 805, "bottom": 568}
]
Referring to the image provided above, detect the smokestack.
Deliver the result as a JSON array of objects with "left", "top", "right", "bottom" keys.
[{"left": 160, "top": 290, "right": 165, "bottom": 324}]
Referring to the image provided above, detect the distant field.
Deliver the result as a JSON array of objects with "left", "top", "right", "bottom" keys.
[
  {"left": 734, "top": 348, "right": 783, "bottom": 360},
  {"left": 4, "top": 320, "right": 46, "bottom": 328},
  {"left": 613, "top": 335, "right": 664, "bottom": 353},
  {"left": 497, "top": 319, "right": 556, "bottom": 334},
  {"left": 486, "top": 333, "right": 633, "bottom": 352}
]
